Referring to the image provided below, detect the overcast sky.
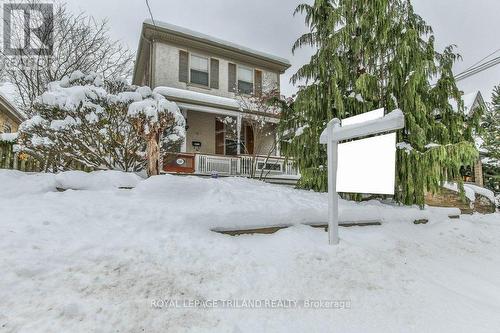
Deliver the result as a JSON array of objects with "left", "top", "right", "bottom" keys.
[{"left": 62, "top": 0, "right": 500, "bottom": 102}]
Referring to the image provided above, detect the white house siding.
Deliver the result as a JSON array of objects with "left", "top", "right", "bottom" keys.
[
  {"left": 185, "top": 110, "right": 216, "bottom": 154},
  {"left": 254, "top": 124, "right": 277, "bottom": 157},
  {"left": 183, "top": 110, "right": 277, "bottom": 157},
  {"left": 153, "top": 42, "right": 279, "bottom": 99}
]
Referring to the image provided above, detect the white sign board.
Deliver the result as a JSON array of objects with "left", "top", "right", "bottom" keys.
[
  {"left": 337, "top": 132, "right": 397, "bottom": 194},
  {"left": 341, "top": 108, "right": 385, "bottom": 126}
]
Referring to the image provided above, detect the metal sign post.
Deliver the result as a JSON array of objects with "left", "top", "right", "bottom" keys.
[{"left": 320, "top": 109, "right": 405, "bottom": 245}]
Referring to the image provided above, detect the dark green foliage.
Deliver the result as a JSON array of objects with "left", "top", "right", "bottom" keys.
[
  {"left": 280, "top": 0, "right": 481, "bottom": 206},
  {"left": 481, "top": 86, "right": 500, "bottom": 192}
]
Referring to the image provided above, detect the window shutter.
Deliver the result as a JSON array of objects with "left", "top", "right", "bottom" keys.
[
  {"left": 179, "top": 50, "right": 189, "bottom": 83},
  {"left": 210, "top": 58, "right": 219, "bottom": 89},
  {"left": 228, "top": 63, "right": 236, "bottom": 92},
  {"left": 254, "top": 70, "right": 262, "bottom": 96}
]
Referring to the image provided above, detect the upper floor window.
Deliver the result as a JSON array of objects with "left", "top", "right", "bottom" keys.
[
  {"left": 238, "top": 66, "right": 253, "bottom": 94},
  {"left": 190, "top": 54, "right": 209, "bottom": 86}
]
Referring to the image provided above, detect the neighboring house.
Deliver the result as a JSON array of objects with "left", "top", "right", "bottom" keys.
[
  {"left": 450, "top": 91, "right": 486, "bottom": 186},
  {"left": 0, "top": 93, "right": 23, "bottom": 134},
  {"left": 425, "top": 91, "right": 497, "bottom": 213},
  {"left": 133, "top": 20, "right": 298, "bottom": 181}
]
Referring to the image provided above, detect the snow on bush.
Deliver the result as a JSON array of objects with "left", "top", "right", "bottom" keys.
[
  {"left": 0, "top": 132, "right": 18, "bottom": 143},
  {"left": 18, "top": 71, "right": 185, "bottom": 172},
  {"left": 127, "top": 86, "right": 185, "bottom": 176}
]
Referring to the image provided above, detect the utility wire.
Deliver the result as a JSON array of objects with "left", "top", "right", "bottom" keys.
[
  {"left": 456, "top": 55, "right": 500, "bottom": 78},
  {"left": 455, "top": 56, "right": 500, "bottom": 82},
  {"left": 145, "top": 0, "right": 158, "bottom": 31},
  {"left": 461, "top": 48, "right": 500, "bottom": 74}
]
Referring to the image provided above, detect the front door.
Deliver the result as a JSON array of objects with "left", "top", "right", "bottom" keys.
[
  {"left": 244, "top": 124, "right": 254, "bottom": 155},
  {"left": 215, "top": 119, "right": 225, "bottom": 155},
  {"left": 214, "top": 118, "right": 255, "bottom": 155}
]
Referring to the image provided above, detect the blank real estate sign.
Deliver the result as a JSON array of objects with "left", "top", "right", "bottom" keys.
[{"left": 336, "top": 132, "right": 397, "bottom": 195}]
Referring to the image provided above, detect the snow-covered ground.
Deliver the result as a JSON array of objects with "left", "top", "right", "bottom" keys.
[{"left": 1, "top": 170, "right": 499, "bottom": 332}]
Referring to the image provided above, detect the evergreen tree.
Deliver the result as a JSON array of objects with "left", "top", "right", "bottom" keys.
[
  {"left": 280, "top": 0, "right": 481, "bottom": 206},
  {"left": 481, "top": 86, "right": 500, "bottom": 192}
]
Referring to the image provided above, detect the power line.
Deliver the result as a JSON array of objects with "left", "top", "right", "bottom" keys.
[
  {"left": 455, "top": 55, "right": 500, "bottom": 78},
  {"left": 455, "top": 56, "right": 500, "bottom": 82},
  {"left": 145, "top": 0, "right": 157, "bottom": 30},
  {"left": 461, "top": 48, "right": 500, "bottom": 74}
]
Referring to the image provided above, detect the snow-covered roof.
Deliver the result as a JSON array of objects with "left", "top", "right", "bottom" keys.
[
  {"left": 449, "top": 91, "right": 484, "bottom": 117},
  {"left": 154, "top": 86, "right": 241, "bottom": 111},
  {"left": 142, "top": 19, "right": 291, "bottom": 68},
  {"left": 0, "top": 90, "right": 24, "bottom": 123},
  {"left": 154, "top": 86, "right": 280, "bottom": 123}
]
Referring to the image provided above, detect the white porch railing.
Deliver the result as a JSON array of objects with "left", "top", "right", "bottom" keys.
[
  {"left": 192, "top": 153, "right": 299, "bottom": 179},
  {"left": 195, "top": 154, "right": 239, "bottom": 176}
]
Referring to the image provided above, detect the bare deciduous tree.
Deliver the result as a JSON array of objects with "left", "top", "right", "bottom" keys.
[
  {"left": 222, "top": 79, "right": 282, "bottom": 179},
  {"left": 0, "top": 1, "right": 133, "bottom": 115}
]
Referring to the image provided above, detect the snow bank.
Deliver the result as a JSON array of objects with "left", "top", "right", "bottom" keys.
[
  {"left": 54, "top": 170, "right": 143, "bottom": 190},
  {"left": 133, "top": 174, "right": 458, "bottom": 230},
  {"left": 444, "top": 182, "right": 476, "bottom": 202},
  {"left": 1, "top": 169, "right": 499, "bottom": 332},
  {"left": 133, "top": 175, "right": 326, "bottom": 229},
  {"left": 0, "top": 169, "right": 460, "bottom": 228},
  {"left": 0, "top": 169, "right": 58, "bottom": 197},
  {"left": 444, "top": 182, "right": 496, "bottom": 204},
  {"left": 464, "top": 183, "right": 496, "bottom": 204},
  {"left": 0, "top": 170, "right": 143, "bottom": 196}
]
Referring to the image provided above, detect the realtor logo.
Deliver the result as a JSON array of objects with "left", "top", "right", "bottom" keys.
[{"left": 3, "top": 2, "right": 53, "bottom": 55}]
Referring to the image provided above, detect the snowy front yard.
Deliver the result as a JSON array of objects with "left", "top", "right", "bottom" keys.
[{"left": 1, "top": 170, "right": 499, "bottom": 332}]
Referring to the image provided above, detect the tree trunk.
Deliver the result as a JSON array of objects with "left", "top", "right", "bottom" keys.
[{"left": 146, "top": 132, "right": 160, "bottom": 177}]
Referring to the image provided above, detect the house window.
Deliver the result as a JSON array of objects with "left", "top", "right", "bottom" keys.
[
  {"left": 215, "top": 118, "right": 253, "bottom": 156},
  {"left": 3, "top": 124, "right": 12, "bottom": 133},
  {"left": 190, "top": 54, "right": 209, "bottom": 86},
  {"left": 238, "top": 66, "right": 253, "bottom": 94}
]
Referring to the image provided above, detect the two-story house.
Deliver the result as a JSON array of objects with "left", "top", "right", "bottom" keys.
[{"left": 133, "top": 19, "right": 298, "bottom": 181}]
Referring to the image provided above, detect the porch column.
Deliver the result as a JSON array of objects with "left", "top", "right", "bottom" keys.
[
  {"left": 275, "top": 131, "right": 281, "bottom": 157},
  {"left": 181, "top": 109, "right": 187, "bottom": 153},
  {"left": 236, "top": 115, "right": 242, "bottom": 155}
]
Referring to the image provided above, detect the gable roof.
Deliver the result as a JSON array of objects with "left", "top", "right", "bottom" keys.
[
  {"left": 449, "top": 91, "right": 485, "bottom": 117},
  {"left": 144, "top": 19, "right": 291, "bottom": 67},
  {"left": 133, "top": 20, "right": 291, "bottom": 84}
]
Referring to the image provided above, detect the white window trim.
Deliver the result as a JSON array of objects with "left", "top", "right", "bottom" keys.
[
  {"left": 236, "top": 65, "right": 255, "bottom": 96},
  {"left": 256, "top": 160, "right": 283, "bottom": 172},
  {"left": 189, "top": 53, "right": 210, "bottom": 87},
  {"left": 237, "top": 65, "right": 254, "bottom": 83}
]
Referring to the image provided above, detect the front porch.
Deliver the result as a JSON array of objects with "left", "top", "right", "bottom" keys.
[
  {"left": 155, "top": 86, "right": 299, "bottom": 183},
  {"left": 163, "top": 152, "right": 300, "bottom": 184}
]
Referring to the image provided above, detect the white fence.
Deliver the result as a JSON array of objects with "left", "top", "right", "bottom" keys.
[{"left": 193, "top": 154, "right": 299, "bottom": 179}]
